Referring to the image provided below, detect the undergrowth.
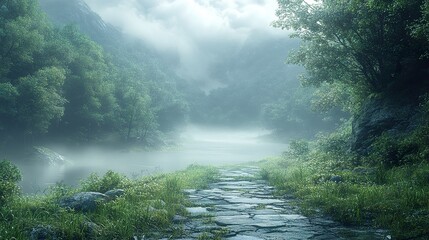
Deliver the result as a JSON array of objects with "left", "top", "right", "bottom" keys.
[
  {"left": 261, "top": 115, "right": 429, "bottom": 239},
  {"left": 0, "top": 164, "right": 219, "bottom": 239}
]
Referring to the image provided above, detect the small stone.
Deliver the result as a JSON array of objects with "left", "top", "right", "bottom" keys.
[
  {"left": 329, "top": 175, "right": 343, "bottom": 183},
  {"left": 184, "top": 189, "right": 197, "bottom": 195},
  {"left": 30, "top": 225, "right": 58, "bottom": 240},
  {"left": 83, "top": 221, "right": 100, "bottom": 237},
  {"left": 173, "top": 215, "right": 188, "bottom": 223},
  {"left": 186, "top": 207, "right": 208, "bottom": 215}
]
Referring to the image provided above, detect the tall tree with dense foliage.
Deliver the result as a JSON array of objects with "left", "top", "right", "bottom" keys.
[
  {"left": 0, "top": 0, "right": 66, "bottom": 142},
  {"left": 57, "top": 26, "right": 118, "bottom": 139},
  {"left": 275, "top": 0, "right": 429, "bottom": 100},
  {"left": 0, "top": 0, "right": 165, "bottom": 146}
]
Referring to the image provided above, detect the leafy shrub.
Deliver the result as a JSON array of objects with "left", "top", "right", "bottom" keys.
[
  {"left": 370, "top": 125, "right": 429, "bottom": 168},
  {"left": 0, "top": 160, "right": 22, "bottom": 204},
  {"left": 412, "top": 165, "right": 429, "bottom": 186},
  {"left": 81, "top": 170, "right": 130, "bottom": 193},
  {"left": 316, "top": 121, "right": 352, "bottom": 154},
  {"left": 287, "top": 140, "right": 310, "bottom": 157}
]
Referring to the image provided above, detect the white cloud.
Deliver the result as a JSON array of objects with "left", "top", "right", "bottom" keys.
[{"left": 83, "top": 0, "right": 288, "bottom": 85}]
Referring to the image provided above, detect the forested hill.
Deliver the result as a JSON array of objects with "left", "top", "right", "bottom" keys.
[
  {"left": 0, "top": 0, "right": 190, "bottom": 149},
  {"left": 39, "top": 0, "right": 194, "bottom": 134},
  {"left": 40, "top": 0, "right": 345, "bottom": 138}
]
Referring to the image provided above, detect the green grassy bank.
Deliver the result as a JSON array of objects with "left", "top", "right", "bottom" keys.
[
  {"left": 260, "top": 123, "right": 429, "bottom": 239},
  {"left": 0, "top": 162, "right": 219, "bottom": 239}
]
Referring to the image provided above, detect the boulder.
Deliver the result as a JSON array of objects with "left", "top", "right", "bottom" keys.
[
  {"left": 104, "top": 189, "right": 125, "bottom": 200},
  {"left": 59, "top": 192, "right": 108, "bottom": 212},
  {"left": 30, "top": 225, "right": 58, "bottom": 240},
  {"left": 32, "top": 146, "right": 70, "bottom": 166},
  {"left": 351, "top": 98, "right": 418, "bottom": 154}
]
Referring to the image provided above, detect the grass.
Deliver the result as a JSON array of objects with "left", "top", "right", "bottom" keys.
[
  {"left": 259, "top": 116, "right": 429, "bottom": 239},
  {"left": 0, "top": 164, "right": 219, "bottom": 239},
  {"left": 260, "top": 151, "right": 429, "bottom": 239}
]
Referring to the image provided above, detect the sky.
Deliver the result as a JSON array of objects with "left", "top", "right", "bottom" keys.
[{"left": 83, "top": 0, "right": 290, "bottom": 89}]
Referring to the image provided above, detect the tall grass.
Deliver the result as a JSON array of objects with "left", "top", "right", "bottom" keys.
[
  {"left": 0, "top": 164, "right": 218, "bottom": 239},
  {"left": 261, "top": 120, "right": 429, "bottom": 239}
]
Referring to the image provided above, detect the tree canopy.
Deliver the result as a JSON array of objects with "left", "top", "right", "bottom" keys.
[
  {"left": 0, "top": 0, "right": 187, "bottom": 146},
  {"left": 275, "top": 0, "right": 429, "bottom": 98}
]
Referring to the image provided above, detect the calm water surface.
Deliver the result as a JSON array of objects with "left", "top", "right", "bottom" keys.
[{"left": 17, "top": 125, "right": 287, "bottom": 193}]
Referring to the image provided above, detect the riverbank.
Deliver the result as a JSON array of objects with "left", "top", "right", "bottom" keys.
[{"left": 0, "top": 163, "right": 219, "bottom": 239}]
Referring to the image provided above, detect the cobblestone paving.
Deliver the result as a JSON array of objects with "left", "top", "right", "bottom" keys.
[{"left": 178, "top": 167, "right": 389, "bottom": 240}]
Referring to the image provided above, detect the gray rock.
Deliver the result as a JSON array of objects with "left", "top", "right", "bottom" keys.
[
  {"left": 329, "top": 175, "right": 343, "bottom": 183},
  {"left": 83, "top": 221, "right": 100, "bottom": 237},
  {"left": 223, "top": 195, "right": 283, "bottom": 205},
  {"left": 173, "top": 215, "right": 188, "bottom": 223},
  {"left": 32, "top": 146, "right": 70, "bottom": 166},
  {"left": 104, "top": 189, "right": 125, "bottom": 199},
  {"left": 186, "top": 207, "right": 209, "bottom": 216},
  {"left": 351, "top": 98, "right": 418, "bottom": 154},
  {"left": 227, "top": 235, "right": 264, "bottom": 240},
  {"left": 60, "top": 192, "right": 108, "bottom": 212},
  {"left": 30, "top": 225, "right": 58, "bottom": 240}
]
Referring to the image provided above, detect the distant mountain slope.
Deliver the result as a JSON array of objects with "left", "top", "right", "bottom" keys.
[
  {"left": 39, "top": 0, "right": 192, "bottom": 132},
  {"left": 39, "top": 0, "right": 120, "bottom": 45}
]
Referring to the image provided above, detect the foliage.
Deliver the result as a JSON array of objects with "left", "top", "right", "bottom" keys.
[
  {"left": 0, "top": 165, "right": 219, "bottom": 239},
  {"left": 0, "top": 0, "right": 189, "bottom": 146},
  {"left": 0, "top": 160, "right": 22, "bottom": 204},
  {"left": 80, "top": 170, "right": 131, "bottom": 193},
  {"left": 16, "top": 67, "right": 66, "bottom": 134},
  {"left": 274, "top": 0, "right": 429, "bottom": 97},
  {"left": 261, "top": 115, "right": 429, "bottom": 238},
  {"left": 57, "top": 25, "right": 118, "bottom": 139}
]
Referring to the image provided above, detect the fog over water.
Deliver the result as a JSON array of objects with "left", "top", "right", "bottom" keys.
[{"left": 17, "top": 125, "right": 287, "bottom": 193}]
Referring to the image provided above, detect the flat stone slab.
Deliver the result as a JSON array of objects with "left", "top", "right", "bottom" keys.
[
  {"left": 179, "top": 167, "right": 389, "bottom": 239},
  {"left": 227, "top": 235, "right": 265, "bottom": 240},
  {"left": 215, "top": 204, "right": 258, "bottom": 211},
  {"left": 224, "top": 195, "right": 283, "bottom": 205},
  {"left": 215, "top": 215, "right": 287, "bottom": 229},
  {"left": 253, "top": 214, "right": 307, "bottom": 222},
  {"left": 186, "top": 207, "right": 209, "bottom": 215}
]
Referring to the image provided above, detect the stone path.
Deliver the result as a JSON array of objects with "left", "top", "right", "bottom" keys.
[{"left": 179, "top": 166, "right": 388, "bottom": 239}]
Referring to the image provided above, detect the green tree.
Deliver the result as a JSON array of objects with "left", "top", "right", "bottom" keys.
[
  {"left": 274, "top": 0, "right": 429, "bottom": 97},
  {"left": 58, "top": 26, "right": 118, "bottom": 139},
  {"left": 120, "top": 86, "right": 157, "bottom": 141},
  {"left": 0, "top": 0, "right": 49, "bottom": 79},
  {"left": 16, "top": 67, "right": 66, "bottom": 134}
]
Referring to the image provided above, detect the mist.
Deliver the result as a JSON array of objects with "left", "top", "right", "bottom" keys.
[
  {"left": 82, "top": 0, "right": 289, "bottom": 90},
  {"left": 2, "top": 0, "right": 427, "bottom": 238},
  {"left": 17, "top": 125, "right": 286, "bottom": 193},
  {"left": 0, "top": 0, "right": 346, "bottom": 197},
  {"left": 1, "top": 0, "right": 340, "bottom": 193}
]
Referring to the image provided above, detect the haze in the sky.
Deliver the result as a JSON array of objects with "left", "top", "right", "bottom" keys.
[{"left": 83, "top": 0, "right": 289, "bottom": 89}]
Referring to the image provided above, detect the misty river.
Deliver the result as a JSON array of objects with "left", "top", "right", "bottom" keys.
[{"left": 17, "top": 125, "right": 287, "bottom": 194}]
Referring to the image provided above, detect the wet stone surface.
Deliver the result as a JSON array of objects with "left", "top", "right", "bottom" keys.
[{"left": 179, "top": 167, "right": 389, "bottom": 239}]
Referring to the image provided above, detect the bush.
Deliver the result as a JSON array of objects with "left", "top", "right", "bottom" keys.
[
  {"left": 0, "top": 160, "right": 22, "bottom": 204},
  {"left": 80, "top": 170, "right": 130, "bottom": 193},
  {"left": 287, "top": 140, "right": 310, "bottom": 157}
]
